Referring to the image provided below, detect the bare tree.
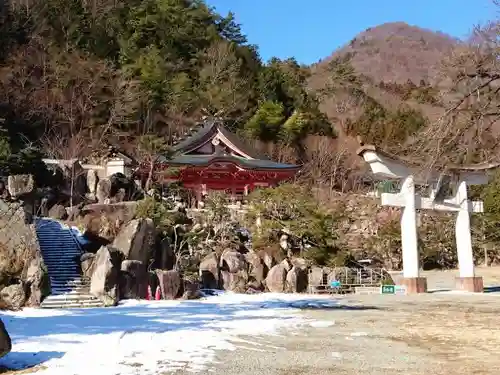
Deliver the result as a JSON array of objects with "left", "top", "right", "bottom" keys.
[
  {"left": 299, "top": 137, "right": 353, "bottom": 193},
  {"left": 408, "top": 15, "right": 500, "bottom": 170},
  {"left": 135, "top": 134, "right": 172, "bottom": 192},
  {"left": 42, "top": 130, "right": 90, "bottom": 208},
  {"left": 197, "top": 40, "right": 251, "bottom": 119}
]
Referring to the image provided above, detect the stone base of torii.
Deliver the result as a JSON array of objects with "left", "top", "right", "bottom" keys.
[{"left": 357, "top": 143, "right": 496, "bottom": 293}]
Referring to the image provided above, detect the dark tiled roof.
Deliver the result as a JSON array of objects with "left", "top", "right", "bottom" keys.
[
  {"left": 172, "top": 120, "right": 269, "bottom": 160},
  {"left": 167, "top": 154, "right": 300, "bottom": 171}
]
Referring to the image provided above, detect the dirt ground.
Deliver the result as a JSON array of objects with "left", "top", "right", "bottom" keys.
[
  {"left": 195, "top": 268, "right": 500, "bottom": 375},
  {"left": 3, "top": 267, "right": 500, "bottom": 375},
  {"left": 205, "top": 292, "right": 500, "bottom": 375}
]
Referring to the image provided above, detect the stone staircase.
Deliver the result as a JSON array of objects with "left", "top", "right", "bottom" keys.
[{"left": 35, "top": 218, "right": 104, "bottom": 309}]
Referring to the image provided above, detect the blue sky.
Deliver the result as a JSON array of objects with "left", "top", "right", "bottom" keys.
[{"left": 207, "top": 0, "right": 497, "bottom": 64}]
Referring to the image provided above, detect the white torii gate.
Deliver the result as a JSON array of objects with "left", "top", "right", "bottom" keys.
[{"left": 357, "top": 143, "right": 496, "bottom": 293}]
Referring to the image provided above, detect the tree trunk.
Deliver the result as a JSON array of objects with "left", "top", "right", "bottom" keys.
[
  {"left": 145, "top": 162, "right": 154, "bottom": 192},
  {"left": 70, "top": 167, "right": 74, "bottom": 209}
]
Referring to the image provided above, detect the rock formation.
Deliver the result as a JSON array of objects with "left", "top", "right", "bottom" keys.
[
  {"left": 199, "top": 252, "right": 220, "bottom": 289},
  {"left": 120, "top": 260, "right": 147, "bottom": 299},
  {"left": 0, "top": 319, "right": 11, "bottom": 359},
  {"left": 156, "top": 270, "right": 181, "bottom": 299},
  {"left": 0, "top": 200, "right": 49, "bottom": 309},
  {"left": 112, "top": 218, "right": 155, "bottom": 265},
  {"left": 86, "top": 169, "right": 99, "bottom": 201},
  {"left": 96, "top": 179, "right": 112, "bottom": 204},
  {"left": 89, "top": 246, "right": 123, "bottom": 306},
  {"left": 7, "top": 174, "right": 34, "bottom": 200}
]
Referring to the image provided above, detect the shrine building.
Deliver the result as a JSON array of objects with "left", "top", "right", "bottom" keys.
[{"left": 145, "top": 120, "right": 301, "bottom": 201}]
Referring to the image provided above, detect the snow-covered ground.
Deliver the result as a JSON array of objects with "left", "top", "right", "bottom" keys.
[{"left": 0, "top": 293, "right": 337, "bottom": 375}]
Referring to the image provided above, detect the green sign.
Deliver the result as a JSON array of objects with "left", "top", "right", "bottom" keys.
[{"left": 381, "top": 285, "right": 395, "bottom": 294}]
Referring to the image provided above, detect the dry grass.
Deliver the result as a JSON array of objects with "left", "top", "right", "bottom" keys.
[{"left": 0, "top": 365, "right": 46, "bottom": 374}]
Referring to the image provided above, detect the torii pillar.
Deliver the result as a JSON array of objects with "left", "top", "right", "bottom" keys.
[{"left": 357, "top": 143, "right": 491, "bottom": 293}]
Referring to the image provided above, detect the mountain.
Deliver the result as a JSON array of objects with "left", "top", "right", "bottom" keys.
[
  {"left": 311, "top": 22, "right": 458, "bottom": 85},
  {"left": 306, "top": 22, "right": 460, "bottom": 166}
]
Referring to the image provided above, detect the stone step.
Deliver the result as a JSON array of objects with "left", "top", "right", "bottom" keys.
[
  {"left": 40, "top": 244, "right": 79, "bottom": 247},
  {"left": 40, "top": 250, "right": 81, "bottom": 254},
  {"left": 50, "top": 276, "right": 84, "bottom": 280},
  {"left": 37, "top": 238, "right": 75, "bottom": 244},
  {"left": 44, "top": 263, "right": 80, "bottom": 268},
  {"left": 52, "top": 286, "right": 90, "bottom": 294},
  {"left": 36, "top": 218, "right": 99, "bottom": 308},
  {"left": 45, "top": 268, "right": 79, "bottom": 272},
  {"left": 41, "top": 299, "right": 105, "bottom": 309},
  {"left": 39, "top": 244, "right": 77, "bottom": 247},
  {"left": 40, "top": 250, "right": 81, "bottom": 255},
  {"left": 51, "top": 286, "right": 89, "bottom": 293},
  {"left": 51, "top": 285, "right": 85, "bottom": 291},
  {"left": 44, "top": 258, "right": 80, "bottom": 263},
  {"left": 51, "top": 290, "right": 91, "bottom": 296},
  {"left": 50, "top": 278, "right": 86, "bottom": 285},
  {"left": 46, "top": 271, "right": 81, "bottom": 276},
  {"left": 40, "top": 247, "right": 80, "bottom": 250},
  {"left": 42, "top": 253, "right": 81, "bottom": 257},
  {"left": 38, "top": 241, "right": 78, "bottom": 244},
  {"left": 50, "top": 277, "right": 86, "bottom": 287},
  {"left": 41, "top": 302, "right": 105, "bottom": 309},
  {"left": 51, "top": 285, "right": 88, "bottom": 292},
  {"left": 43, "top": 292, "right": 99, "bottom": 300}
]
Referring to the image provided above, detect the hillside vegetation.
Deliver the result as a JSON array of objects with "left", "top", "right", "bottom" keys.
[
  {"left": 0, "top": 0, "right": 498, "bottom": 269},
  {"left": 0, "top": 1, "right": 498, "bottom": 188},
  {"left": 0, "top": 0, "right": 332, "bottom": 172}
]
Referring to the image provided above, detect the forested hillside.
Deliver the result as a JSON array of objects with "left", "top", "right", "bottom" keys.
[
  {"left": 0, "top": 0, "right": 332, "bottom": 175},
  {"left": 0, "top": 0, "right": 498, "bottom": 191}
]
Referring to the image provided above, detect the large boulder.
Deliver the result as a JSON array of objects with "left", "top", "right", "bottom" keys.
[
  {"left": 81, "top": 253, "right": 96, "bottom": 279},
  {"left": 7, "top": 174, "right": 34, "bottom": 199},
  {"left": 265, "top": 263, "right": 288, "bottom": 293},
  {"left": 156, "top": 270, "right": 181, "bottom": 300},
  {"left": 0, "top": 319, "right": 11, "bottom": 359},
  {"left": 257, "top": 246, "right": 284, "bottom": 271},
  {"left": 96, "top": 179, "right": 111, "bottom": 204},
  {"left": 182, "top": 278, "right": 202, "bottom": 300},
  {"left": 22, "top": 256, "right": 50, "bottom": 306},
  {"left": 0, "top": 180, "right": 10, "bottom": 200},
  {"left": 158, "top": 237, "right": 174, "bottom": 270},
  {"left": 0, "top": 201, "right": 47, "bottom": 308},
  {"left": 245, "top": 251, "right": 267, "bottom": 288},
  {"left": 221, "top": 270, "right": 248, "bottom": 293},
  {"left": 110, "top": 173, "right": 144, "bottom": 201},
  {"left": 1, "top": 284, "right": 26, "bottom": 310},
  {"left": 112, "top": 218, "right": 155, "bottom": 264},
  {"left": 285, "top": 266, "right": 308, "bottom": 293},
  {"left": 199, "top": 252, "right": 220, "bottom": 289},
  {"left": 89, "top": 246, "right": 123, "bottom": 306},
  {"left": 220, "top": 250, "right": 246, "bottom": 273},
  {"left": 48, "top": 204, "right": 68, "bottom": 220},
  {"left": 120, "top": 260, "right": 147, "bottom": 299},
  {"left": 86, "top": 169, "right": 99, "bottom": 201},
  {"left": 219, "top": 249, "right": 249, "bottom": 292},
  {"left": 308, "top": 266, "right": 324, "bottom": 289}
]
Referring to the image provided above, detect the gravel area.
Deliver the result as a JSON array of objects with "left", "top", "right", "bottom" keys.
[{"left": 165, "top": 292, "right": 500, "bottom": 375}]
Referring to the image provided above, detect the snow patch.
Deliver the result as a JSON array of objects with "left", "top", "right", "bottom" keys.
[
  {"left": 0, "top": 293, "right": 339, "bottom": 374},
  {"left": 309, "top": 320, "right": 335, "bottom": 328}
]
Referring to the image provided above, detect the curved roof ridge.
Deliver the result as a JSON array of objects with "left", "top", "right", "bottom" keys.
[{"left": 356, "top": 138, "right": 500, "bottom": 173}]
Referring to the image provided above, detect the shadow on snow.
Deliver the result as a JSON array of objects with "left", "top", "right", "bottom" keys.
[{"left": 0, "top": 296, "right": 380, "bottom": 369}]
